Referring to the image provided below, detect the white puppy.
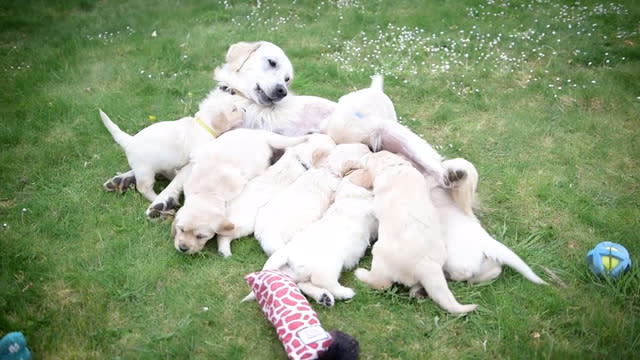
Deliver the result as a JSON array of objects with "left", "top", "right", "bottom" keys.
[
  {"left": 213, "top": 134, "right": 336, "bottom": 257},
  {"left": 353, "top": 151, "right": 478, "bottom": 314},
  {"left": 99, "top": 91, "right": 242, "bottom": 203},
  {"left": 253, "top": 143, "right": 371, "bottom": 256},
  {"left": 327, "top": 75, "right": 448, "bottom": 187},
  {"left": 432, "top": 159, "right": 547, "bottom": 285},
  {"left": 244, "top": 169, "right": 377, "bottom": 307},
  {"left": 171, "top": 129, "right": 307, "bottom": 254}
]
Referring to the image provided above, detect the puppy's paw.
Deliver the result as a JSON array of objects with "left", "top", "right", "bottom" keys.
[
  {"left": 146, "top": 197, "right": 179, "bottom": 220},
  {"left": 318, "top": 292, "right": 335, "bottom": 307},
  {"left": 103, "top": 174, "right": 136, "bottom": 192},
  {"left": 334, "top": 287, "right": 356, "bottom": 300},
  {"left": 446, "top": 168, "right": 467, "bottom": 186},
  {"left": 409, "top": 285, "right": 428, "bottom": 299},
  {"left": 218, "top": 249, "right": 232, "bottom": 258},
  {"left": 354, "top": 268, "right": 369, "bottom": 282}
]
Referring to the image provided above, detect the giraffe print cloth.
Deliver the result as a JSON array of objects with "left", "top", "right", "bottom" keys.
[{"left": 245, "top": 270, "right": 333, "bottom": 360}]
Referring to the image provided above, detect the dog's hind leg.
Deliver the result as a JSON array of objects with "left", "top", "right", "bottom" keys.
[
  {"left": 134, "top": 168, "right": 158, "bottom": 202},
  {"left": 103, "top": 170, "right": 136, "bottom": 193},
  {"left": 417, "top": 261, "right": 478, "bottom": 314},
  {"left": 354, "top": 258, "right": 393, "bottom": 291},
  {"left": 146, "top": 164, "right": 191, "bottom": 219},
  {"left": 310, "top": 269, "right": 355, "bottom": 301},
  {"left": 297, "top": 282, "right": 335, "bottom": 307}
]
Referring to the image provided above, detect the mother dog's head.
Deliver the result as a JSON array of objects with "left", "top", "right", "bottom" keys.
[{"left": 214, "top": 41, "right": 293, "bottom": 106}]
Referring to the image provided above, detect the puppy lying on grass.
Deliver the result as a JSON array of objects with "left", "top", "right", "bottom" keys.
[
  {"left": 243, "top": 169, "right": 377, "bottom": 307},
  {"left": 254, "top": 143, "right": 371, "bottom": 256},
  {"left": 99, "top": 90, "right": 243, "bottom": 209},
  {"left": 353, "top": 151, "right": 478, "bottom": 314},
  {"left": 213, "top": 134, "right": 335, "bottom": 257},
  {"left": 171, "top": 129, "right": 307, "bottom": 254}
]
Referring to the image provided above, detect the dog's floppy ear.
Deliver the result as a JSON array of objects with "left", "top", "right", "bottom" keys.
[
  {"left": 217, "top": 219, "right": 235, "bottom": 233},
  {"left": 339, "top": 159, "right": 363, "bottom": 177},
  {"left": 171, "top": 219, "right": 178, "bottom": 238},
  {"left": 225, "top": 41, "right": 263, "bottom": 72},
  {"left": 311, "top": 148, "right": 330, "bottom": 168},
  {"left": 346, "top": 169, "right": 373, "bottom": 190}
]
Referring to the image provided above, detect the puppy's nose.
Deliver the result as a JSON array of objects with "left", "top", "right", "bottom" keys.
[
  {"left": 178, "top": 245, "right": 189, "bottom": 253},
  {"left": 272, "top": 84, "right": 287, "bottom": 101}
]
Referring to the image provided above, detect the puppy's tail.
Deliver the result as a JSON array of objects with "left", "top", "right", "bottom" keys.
[
  {"left": 418, "top": 261, "right": 478, "bottom": 314},
  {"left": 482, "top": 237, "right": 547, "bottom": 285},
  {"left": 442, "top": 158, "right": 478, "bottom": 216},
  {"left": 241, "top": 248, "right": 291, "bottom": 303},
  {"left": 99, "top": 109, "right": 132, "bottom": 149},
  {"left": 267, "top": 133, "right": 308, "bottom": 150},
  {"left": 370, "top": 74, "right": 384, "bottom": 91}
]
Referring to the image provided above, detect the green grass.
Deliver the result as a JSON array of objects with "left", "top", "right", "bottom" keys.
[{"left": 1, "top": 0, "right": 639, "bottom": 358}]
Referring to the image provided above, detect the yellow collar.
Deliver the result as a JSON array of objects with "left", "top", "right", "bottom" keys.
[{"left": 195, "top": 116, "right": 218, "bottom": 137}]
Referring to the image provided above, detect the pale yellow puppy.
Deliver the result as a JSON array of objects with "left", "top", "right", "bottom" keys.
[{"left": 354, "top": 151, "right": 478, "bottom": 314}]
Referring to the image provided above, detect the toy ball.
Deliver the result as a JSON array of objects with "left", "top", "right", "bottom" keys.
[
  {"left": 0, "top": 332, "right": 31, "bottom": 360},
  {"left": 586, "top": 241, "right": 631, "bottom": 278}
]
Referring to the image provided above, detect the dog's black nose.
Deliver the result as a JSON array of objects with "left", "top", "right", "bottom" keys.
[
  {"left": 178, "top": 245, "right": 189, "bottom": 253},
  {"left": 272, "top": 84, "right": 287, "bottom": 101}
]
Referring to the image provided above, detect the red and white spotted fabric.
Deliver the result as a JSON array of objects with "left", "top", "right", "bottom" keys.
[{"left": 245, "top": 270, "right": 333, "bottom": 360}]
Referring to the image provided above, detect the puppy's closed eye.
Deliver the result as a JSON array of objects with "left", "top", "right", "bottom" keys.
[
  {"left": 268, "top": 59, "right": 277, "bottom": 68},
  {"left": 196, "top": 234, "right": 209, "bottom": 240}
]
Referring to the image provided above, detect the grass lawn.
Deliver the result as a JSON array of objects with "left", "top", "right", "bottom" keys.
[{"left": 1, "top": 0, "right": 639, "bottom": 358}]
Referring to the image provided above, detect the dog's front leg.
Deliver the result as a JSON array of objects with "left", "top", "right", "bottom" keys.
[
  {"left": 103, "top": 169, "right": 137, "bottom": 192},
  {"left": 146, "top": 164, "right": 191, "bottom": 219},
  {"left": 379, "top": 122, "right": 449, "bottom": 187}
]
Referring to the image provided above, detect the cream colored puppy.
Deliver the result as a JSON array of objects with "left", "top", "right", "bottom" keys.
[
  {"left": 172, "top": 129, "right": 307, "bottom": 254},
  {"left": 327, "top": 75, "right": 448, "bottom": 187},
  {"left": 244, "top": 169, "right": 376, "bottom": 307},
  {"left": 99, "top": 90, "right": 242, "bottom": 203},
  {"left": 433, "top": 159, "right": 547, "bottom": 285},
  {"left": 353, "top": 151, "right": 478, "bottom": 314},
  {"left": 213, "top": 134, "right": 336, "bottom": 257},
  {"left": 253, "top": 143, "right": 371, "bottom": 256}
]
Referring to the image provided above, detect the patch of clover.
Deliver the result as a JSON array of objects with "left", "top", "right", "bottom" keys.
[{"left": 323, "top": 0, "right": 635, "bottom": 98}]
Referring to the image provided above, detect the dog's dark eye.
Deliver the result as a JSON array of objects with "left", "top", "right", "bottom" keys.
[
  {"left": 178, "top": 227, "right": 185, "bottom": 233},
  {"left": 268, "top": 59, "right": 277, "bottom": 68},
  {"left": 196, "top": 234, "right": 208, "bottom": 240},
  {"left": 284, "top": 76, "right": 290, "bottom": 83}
]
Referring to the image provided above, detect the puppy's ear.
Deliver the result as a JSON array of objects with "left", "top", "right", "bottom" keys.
[
  {"left": 347, "top": 169, "right": 373, "bottom": 189},
  {"left": 217, "top": 219, "right": 235, "bottom": 233},
  {"left": 225, "top": 41, "right": 263, "bottom": 72},
  {"left": 339, "top": 159, "right": 363, "bottom": 177},
  {"left": 311, "top": 148, "right": 330, "bottom": 168},
  {"left": 171, "top": 220, "right": 178, "bottom": 238}
]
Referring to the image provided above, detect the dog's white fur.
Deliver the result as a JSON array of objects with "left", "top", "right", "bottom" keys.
[
  {"left": 253, "top": 143, "right": 371, "bottom": 256},
  {"left": 353, "top": 151, "right": 478, "bottom": 314},
  {"left": 433, "top": 159, "right": 547, "bottom": 285},
  {"left": 327, "top": 75, "right": 448, "bottom": 187},
  {"left": 171, "top": 129, "right": 307, "bottom": 254},
  {"left": 145, "top": 41, "right": 338, "bottom": 217},
  {"left": 243, "top": 169, "right": 377, "bottom": 306},
  {"left": 98, "top": 91, "right": 243, "bottom": 202},
  {"left": 214, "top": 134, "right": 335, "bottom": 257}
]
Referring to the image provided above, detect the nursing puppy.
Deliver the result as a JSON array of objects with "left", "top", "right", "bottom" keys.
[
  {"left": 214, "top": 134, "right": 336, "bottom": 257},
  {"left": 243, "top": 170, "right": 376, "bottom": 307},
  {"left": 99, "top": 91, "right": 243, "bottom": 202},
  {"left": 254, "top": 143, "right": 371, "bottom": 256},
  {"left": 171, "top": 129, "right": 307, "bottom": 254},
  {"left": 433, "top": 159, "right": 546, "bottom": 285},
  {"left": 327, "top": 75, "right": 448, "bottom": 187},
  {"left": 353, "top": 151, "right": 478, "bottom": 314}
]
